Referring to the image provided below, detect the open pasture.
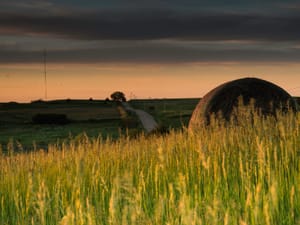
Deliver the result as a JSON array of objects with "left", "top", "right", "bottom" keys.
[
  {"left": 0, "top": 98, "right": 199, "bottom": 151},
  {"left": 0, "top": 100, "right": 120, "bottom": 123},
  {"left": 0, "top": 100, "right": 122, "bottom": 151},
  {"left": 1, "top": 97, "right": 300, "bottom": 150}
]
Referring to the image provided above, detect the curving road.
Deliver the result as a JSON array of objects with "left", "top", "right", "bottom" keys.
[{"left": 122, "top": 102, "right": 158, "bottom": 133}]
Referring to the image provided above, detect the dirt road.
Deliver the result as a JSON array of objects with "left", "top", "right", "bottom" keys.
[{"left": 122, "top": 102, "right": 158, "bottom": 133}]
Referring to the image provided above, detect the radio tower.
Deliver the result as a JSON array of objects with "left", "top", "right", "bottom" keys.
[{"left": 44, "top": 49, "right": 47, "bottom": 100}]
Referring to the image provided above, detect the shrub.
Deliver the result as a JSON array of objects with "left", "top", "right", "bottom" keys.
[{"left": 32, "top": 113, "right": 70, "bottom": 125}]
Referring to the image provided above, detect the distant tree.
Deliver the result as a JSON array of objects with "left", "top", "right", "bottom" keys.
[
  {"left": 110, "top": 91, "right": 126, "bottom": 102},
  {"left": 105, "top": 98, "right": 110, "bottom": 104}
]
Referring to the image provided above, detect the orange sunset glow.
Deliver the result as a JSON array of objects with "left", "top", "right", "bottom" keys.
[{"left": 1, "top": 63, "right": 300, "bottom": 102}]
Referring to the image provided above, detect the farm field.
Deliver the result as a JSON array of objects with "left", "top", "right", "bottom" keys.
[
  {"left": 0, "top": 100, "right": 124, "bottom": 151},
  {"left": 0, "top": 98, "right": 200, "bottom": 151},
  {"left": 0, "top": 108, "right": 300, "bottom": 224},
  {"left": 2, "top": 97, "right": 300, "bottom": 151}
]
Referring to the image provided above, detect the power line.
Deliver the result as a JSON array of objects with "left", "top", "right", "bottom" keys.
[{"left": 43, "top": 49, "right": 47, "bottom": 100}]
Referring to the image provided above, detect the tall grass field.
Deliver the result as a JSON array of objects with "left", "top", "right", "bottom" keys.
[{"left": 1, "top": 108, "right": 300, "bottom": 224}]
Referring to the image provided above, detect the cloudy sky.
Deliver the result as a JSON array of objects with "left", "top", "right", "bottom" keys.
[{"left": 1, "top": 0, "right": 300, "bottom": 102}]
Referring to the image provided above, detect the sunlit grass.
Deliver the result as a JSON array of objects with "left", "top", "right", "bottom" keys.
[{"left": 1, "top": 108, "right": 300, "bottom": 224}]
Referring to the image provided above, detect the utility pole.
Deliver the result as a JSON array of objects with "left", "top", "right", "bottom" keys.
[{"left": 43, "top": 49, "right": 47, "bottom": 100}]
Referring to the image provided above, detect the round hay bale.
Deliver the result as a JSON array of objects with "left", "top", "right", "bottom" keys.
[{"left": 189, "top": 77, "right": 297, "bottom": 130}]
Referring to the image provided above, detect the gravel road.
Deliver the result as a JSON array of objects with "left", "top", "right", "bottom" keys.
[{"left": 122, "top": 102, "right": 158, "bottom": 133}]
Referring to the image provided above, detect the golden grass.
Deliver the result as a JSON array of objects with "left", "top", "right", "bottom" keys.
[{"left": 1, "top": 109, "right": 300, "bottom": 224}]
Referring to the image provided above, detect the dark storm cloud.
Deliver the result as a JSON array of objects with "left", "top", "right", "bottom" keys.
[
  {"left": 1, "top": 44, "right": 300, "bottom": 64},
  {"left": 1, "top": 6, "right": 300, "bottom": 64},
  {"left": 1, "top": 10, "right": 300, "bottom": 41}
]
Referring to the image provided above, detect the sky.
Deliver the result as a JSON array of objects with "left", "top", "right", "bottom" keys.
[{"left": 1, "top": 0, "right": 300, "bottom": 102}]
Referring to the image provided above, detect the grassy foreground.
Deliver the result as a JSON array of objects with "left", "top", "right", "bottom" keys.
[{"left": 1, "top": 110, "right": 300, "bottom": 224}]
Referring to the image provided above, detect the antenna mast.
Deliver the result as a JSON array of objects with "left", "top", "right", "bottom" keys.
[{"left": 44, "top": 49, "right": 47, "bottom": 100}]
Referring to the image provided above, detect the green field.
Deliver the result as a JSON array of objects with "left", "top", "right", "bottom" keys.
[
  {"left": 0, "top": 108, "right": 299, "bottom": 224},
  {"left": 0, "top": 98, "right": 199, "bottom": 151},
  {"left": 0, "top": 100, "right": 124, "bottom": 151},
  {"left": 1, "top": 97, "right": 300, "bottom": 151}
]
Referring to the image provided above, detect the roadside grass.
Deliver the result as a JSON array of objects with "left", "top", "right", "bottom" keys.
[
  {"left": 117, "top": 104, "right": 143, "bottom": 136},
  {"left": 1, "top": 108, "right": 300, "bottom": 224},
  {"left": 129, "top": 98, "right": 199, "bottom": 129}
]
